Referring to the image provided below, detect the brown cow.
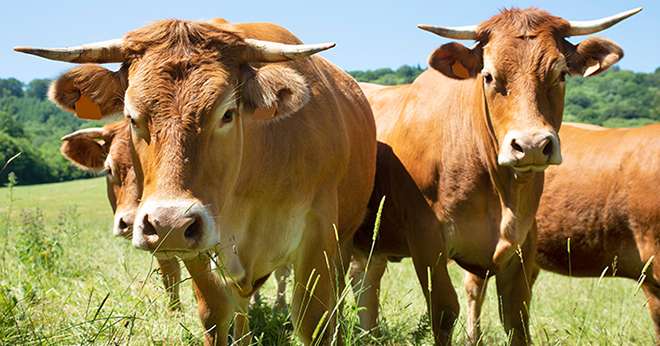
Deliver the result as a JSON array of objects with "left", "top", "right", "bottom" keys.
[
  {"left": 61, "top": 120, "right": 293, "bottom": 342},
  {"left": 18, "top": 19, "right": 377, "bottom": 345},
  {"left": 60, "top": 121, "right": 183, "bottom": 311},
  {"left": 465, "top": 122, "right": 660, "bottom": 344},
  {"left": 351, "top": 7, "right": 639, "bottom": 345}
]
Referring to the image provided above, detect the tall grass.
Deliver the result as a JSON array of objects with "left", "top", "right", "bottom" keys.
[{"left": 0, "top": 178, "right": 656, "bottom": 345}]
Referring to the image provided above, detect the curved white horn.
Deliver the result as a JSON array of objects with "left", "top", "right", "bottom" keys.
[
  {"left": 243, "top": 38, "right": 336, "bottom": 62},
  {"left": 417, "top": 24, "right": 478, "bottom": 40},
  {"left": 61, "top": 127, "right": 107, "bottom": 141},
  {"left": 568, "top": 7, "right": 642, "bottom": 36},
  {"left": 14, "top": 39, "right": 125, "bottom": 63}
]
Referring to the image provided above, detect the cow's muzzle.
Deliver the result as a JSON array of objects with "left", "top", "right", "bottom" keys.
[
  {"left": 132, "top": 199, "right": 217, "bottom": 256},
  {"left": 497, "top": 129, "right": 562, "bottom": 172}
]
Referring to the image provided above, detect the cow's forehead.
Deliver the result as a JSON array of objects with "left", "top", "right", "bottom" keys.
[
  {"left": 484, "top": 34, "right": 563, "bottom": 78},
  {"left": 474, "top": 9, "right": 571, "bottom": 80},
  {"left": 120, "top": 19, "right": 243, "bottom": 120},
  {"left": 126, "top": 57, "right": 232, "bottom": 123}
]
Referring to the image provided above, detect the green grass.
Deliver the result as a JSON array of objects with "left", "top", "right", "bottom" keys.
[{"left": 0, "top": 178, "right": 654, "bottom": 345}]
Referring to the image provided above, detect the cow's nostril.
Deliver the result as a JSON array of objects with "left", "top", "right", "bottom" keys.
[
  {"left": 542, "top": 139, "right": 553, "bottom": 157},
  {"left": 142, "top": 215, "right": 157, "bottom": 236},
  {"left": 118, "top": 218, "right": 128, "bottom": 230},
  {"left": 511, "top": 139, "right": 524, "bottom": 153},
  {"left": 184, "top": 217, "right": 202, "bottom": 242}
]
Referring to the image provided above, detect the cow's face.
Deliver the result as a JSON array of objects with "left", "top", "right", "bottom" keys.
[
  {"left": 25, "top": 19, "right": 332, "bottom": 257},
  {"left": 60, "top": 121, "right": 138, "bottom": 238},
  {"left": 421, "top": 7, "right": 637, "bottom": 173}
]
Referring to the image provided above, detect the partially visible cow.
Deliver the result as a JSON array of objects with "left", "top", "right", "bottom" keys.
[
  {"left": 465, "top": 123, "right": 660, "bottom": 344},
  {"left": 60, "top": 121, "right": 183, "bottom": 311},
  {"left": 18, "top": 19, "right": 377, "bottom": 345},
  {"left": 352, "top": 7, "right": 639, "bottom": 345}
]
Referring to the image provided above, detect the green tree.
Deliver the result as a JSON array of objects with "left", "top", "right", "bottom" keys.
[
  {"left": 0, "top": 78, "right": 24, "bottom": 98},
  {"left": 0, "top": 132, "right": 54, "bottom": 184},
  {"left": 25, "top": 79, "right": 51, "bottom": 100},
  {"left": 0, "top": 111, "right": 24, "bottom": 137}
]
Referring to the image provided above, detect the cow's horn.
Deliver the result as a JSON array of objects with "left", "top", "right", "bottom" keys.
[
  {"left": 61, "top": 127, "right": 106, "bottom": 141},
  {"left": 416, "top": 24, "right": 478, "bottom": 40},
  {"left": 243, "top": 38, "right": 335, "bottom": 62},
  {"left": 14, "top": 38, "right": 125, "bottom": 63},
  {"left": 568, "top": 7, "right": 642, "bottom": 36}
]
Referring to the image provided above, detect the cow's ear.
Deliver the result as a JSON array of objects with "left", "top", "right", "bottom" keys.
[
  {"left": 428, "top": 42, "right": 482, "bottom": 80},
  {"left": 567, "top": 37, "right": 623, "bottom": 77},
  {"left": 60, "top": 128, "right": 109, "bottom": 172},
  {"left": 49, "top": 64, "right": 127, "bottom": 120},
  {"left": 239, "top": 64, "right": 310, "bottom": 120}
]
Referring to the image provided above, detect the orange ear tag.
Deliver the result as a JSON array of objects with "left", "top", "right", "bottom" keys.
[
  {"left": 451, "top": 61, "right": 470, "bottom": 79},
  {"left": 74, "top": 95, "right": 103, "bottom": 120}
]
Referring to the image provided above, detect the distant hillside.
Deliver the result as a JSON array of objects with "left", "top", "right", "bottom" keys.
[
  {"left": 0, "top": 78, "right": 99, "bottom": 185},
  {"left": 0, "top": 66, "right": 658, "bottom": 185}
]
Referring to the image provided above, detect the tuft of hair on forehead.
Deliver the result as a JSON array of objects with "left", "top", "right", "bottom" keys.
[
  {"left": 122, "top": 19, "right": 246, "bottom": 60},
  {"left": 476, "top": 7, "right": 570, "bottom": 41},
  {"left": 120, "top": 19, "right": 244, "bottom": 133}
]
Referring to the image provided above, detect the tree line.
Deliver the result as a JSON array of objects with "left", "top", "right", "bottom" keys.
[
  {"left": 0, "top": 78, "right": 96, "bottom": 185},
  {"left": 1, "top": 66, "right": 658, "bottom": 185}
]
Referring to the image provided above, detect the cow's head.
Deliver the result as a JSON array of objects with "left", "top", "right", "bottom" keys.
[
  {"left": 60, "top": 121, "right": 138, "bottom": 238},
  {"left": 18, "top": 19, "right": 334, "bottom": 257},
  {"left": 419, "top": 7, "right": 640, "bottom": 173}
]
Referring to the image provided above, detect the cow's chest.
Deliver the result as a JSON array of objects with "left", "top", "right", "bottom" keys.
[
  {"left": 441, "top": 181, "right": 539, "bottom": 272},
  {"left": 215, "top": 198, "right": 312, "bottom": 288}
]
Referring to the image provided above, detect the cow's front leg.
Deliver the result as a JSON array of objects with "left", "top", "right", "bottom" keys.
[
  {"left": 349, "top": 251, "right": 388, "bottom": 333},
  {"left": 185, "top": 256, "right": 235, "bottom": 346},
  {"left": 156, "top": 258, "right": 182, "bottom": 311},
  {"left": 494, "top": 229, "right": 537, "bottom": 346},
  {"left": 464, "top": 272, "right": 489, "bottom": 345},
  {"left": 231, "top": 297, "right": 252, "bottom": 345},
  {"left": 405, "top": 223, "right": 458, "bottom": 345},
  {"left": 291, "top": 225, "right": 343, "bottom": 344},
  {"left": 642, "top": 282, "right": 660, "bottom": 345},
  {"left": 639, "top": 251, "right": 660, "bottom": 345}
]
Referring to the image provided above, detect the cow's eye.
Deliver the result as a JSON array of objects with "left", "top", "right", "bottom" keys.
[
  {"left": 105, "top": 161, "right": 121, "bottom": 182},
  {"left": 125, "top": 114, "right": 137, "bottom": 127},
  {"left": 482, "top": 71, "right": 494, "bottom": 84},
  {"left": 222, "top": 109, "right": 234, "bottom": 124},
  {"left": 559, "top": 70, "right": 568, "bottom": 82}
]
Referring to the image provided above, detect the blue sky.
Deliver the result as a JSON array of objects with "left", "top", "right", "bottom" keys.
[{"left": 1, "top": 0, "right": 656, "bottom": 82}]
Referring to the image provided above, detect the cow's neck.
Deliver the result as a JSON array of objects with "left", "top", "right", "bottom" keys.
[
  {"left": 470, "top": 77, "right": 543, "bottom": 266},
  {"left": 215, "top": 116, "right": 323, "bottom": 290}
]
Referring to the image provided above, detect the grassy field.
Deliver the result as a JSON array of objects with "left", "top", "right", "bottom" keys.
[{"left": 0, "top": 178, "right": 655, "bottom": 345}]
